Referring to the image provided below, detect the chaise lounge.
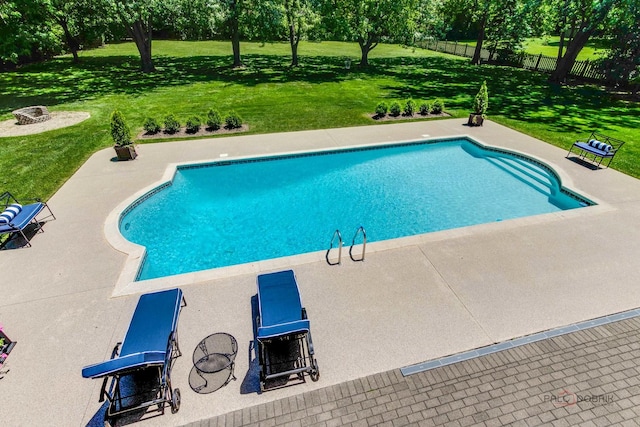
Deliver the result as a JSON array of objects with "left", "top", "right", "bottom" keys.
[
  {"left": 81, "top": 288, "right": 186, "bottom": 427},
  {"left": 0, "top": 192, "right": 56, "bottom": 247},
  {"left": 566, "top": 131, "right": 626, "bottom": 169},
  {"left": 256, "top": 269, "right": 319, "bottom": 391}
]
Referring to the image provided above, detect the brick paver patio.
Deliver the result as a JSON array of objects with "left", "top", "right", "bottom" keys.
[{"left": 185, "top": 317, "right": 640, "bottom": 427}]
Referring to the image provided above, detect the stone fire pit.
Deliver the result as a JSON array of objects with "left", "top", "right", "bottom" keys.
[{"left": 12, "top": 106, "right": 51, "bottom": 125}]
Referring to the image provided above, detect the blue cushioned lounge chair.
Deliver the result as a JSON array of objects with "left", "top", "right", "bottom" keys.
[
  {"left": 256, "top": 270, "right": 319, "bottom": 391},
  {"left": 82, "top": 288, "right": 186, "bottom": 426},
  {"left": 0, "top": 192, "right": 55, "bottom": 247}
]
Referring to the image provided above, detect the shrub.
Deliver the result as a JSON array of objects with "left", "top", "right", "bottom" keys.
[
  {"left": 404, "top": 99, "right": 416, "bottom": 116},
  {"left": 473, "top": 80, "right": 488, "bottom": 116},
  {"left": 186, "top": 116, "right": 201, "bottom": 133},
  {"left": 431, "top": 99, "right": 445, "bottom": 114},
  {"left": 110, "top": 110, "right": 131, "bottom": 146},
  {"left": 225, "top": 111, "right": 243, "bottom": 129},
  {"left": 143, "top": 117, "right": 161, "bottom": 134},
  {"left": 375, "top": 102, "right": 388, "bottom": 116},
  {"left": 419, "top": 102, "right": 430, "bottom": 115},
  {"left": 206, "top": 108, "right": 222, "bottom": 130},
  {"left": 164, "top": 114, "right": 181, "bottom": 134},
  {"left": 389, "top": 101, "right": 401, "bottom": 117}
]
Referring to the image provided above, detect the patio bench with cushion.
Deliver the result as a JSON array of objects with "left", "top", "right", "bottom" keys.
[{"left": 567, "top": 131, "right": 625, "bottom": 169}]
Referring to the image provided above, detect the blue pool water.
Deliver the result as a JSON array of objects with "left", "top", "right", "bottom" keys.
[{"left": 121, "top": 138, "right": 590, "bottom": 281}]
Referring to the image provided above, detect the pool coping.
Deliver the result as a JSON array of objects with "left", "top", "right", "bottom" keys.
[
  {"left": 106, "top": 134, "right": 607, "bottom": 298},
  {"left": 5, "top": 118, "right": 640, "bottom": 427}
]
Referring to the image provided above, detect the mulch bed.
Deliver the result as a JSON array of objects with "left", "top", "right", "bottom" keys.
[
  {"left": 137, "top": 124, "right": 249, "bottom": 140},
  {"left": 370, "top": 112, "right": 451, "bottom": 121}
]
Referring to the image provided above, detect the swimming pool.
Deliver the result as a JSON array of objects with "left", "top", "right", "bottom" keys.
[{"left": 120, "top": 137, "right": 592, "bottom": 281}]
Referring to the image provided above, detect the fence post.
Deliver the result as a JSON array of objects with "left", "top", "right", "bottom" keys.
[
  {"left": 535, "top": 53, "right": 542, "bottom": 71},
  {"left": 454, "top": 40, "right": 458, "bottom": 55},
  {"left": 465, "top": 44, "right": 469, "bottom": 57}
]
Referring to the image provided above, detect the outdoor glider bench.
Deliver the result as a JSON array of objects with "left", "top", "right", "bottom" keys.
[
  {"left": 0, "top": 192, "right": 56, "bottom": 247},
  {"left": 82, "top": 288, "right": 186, "bottom": 427},
  {"left": 567, "top": 131, "right": 626, "bottom": 169},
  {"left": 256, "top": 269, "right": 319, "bottom": 391}
]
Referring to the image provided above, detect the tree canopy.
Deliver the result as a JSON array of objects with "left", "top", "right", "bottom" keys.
[{"left": 1, "top": 0, "right": 637, "bottom": 86}]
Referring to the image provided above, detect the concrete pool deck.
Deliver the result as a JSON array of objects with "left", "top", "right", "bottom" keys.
[{"left": 1, "top": 119, "right": 640, "bottom": 426}]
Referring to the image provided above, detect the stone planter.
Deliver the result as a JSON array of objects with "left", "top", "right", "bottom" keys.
[
  {"left": 12, "top": 106, "right": 50, "bottom": 125},
  {"left": 467, "top": 113, "right": 484, "bottom": 127},
  {"left": 114, "top": 145, "right": 137, "bottom": 161}
]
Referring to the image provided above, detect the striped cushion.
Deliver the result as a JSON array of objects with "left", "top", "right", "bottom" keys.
[
  {"left": 588, "top": 139, "right": 612, "bottom": 153},
  {"left": 0, "top": 203, "right": 22, "bottom": 224}
]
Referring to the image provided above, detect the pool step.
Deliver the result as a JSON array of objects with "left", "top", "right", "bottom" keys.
[{"left": 486, "top": 155, "right": 557, "bottom": 196}]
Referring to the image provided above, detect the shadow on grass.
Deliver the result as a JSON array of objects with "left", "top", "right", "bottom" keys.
[{"left": 1, "top": 53, "right": 637, "bottom": 142}]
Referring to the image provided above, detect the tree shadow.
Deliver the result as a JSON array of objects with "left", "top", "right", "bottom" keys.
[
  {"left": 1, "top": 51, "right": 637, "bottom": 145},
  {"left": 0, "top": 54, "right": 352, "bottom": 114}
]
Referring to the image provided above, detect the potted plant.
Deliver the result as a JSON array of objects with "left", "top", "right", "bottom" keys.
[
  {"left": 468, "top": 80, "right": 488, "bottom": 126},
  {"left": 110, "top": 110, "right": 137, "bottom": 161}
]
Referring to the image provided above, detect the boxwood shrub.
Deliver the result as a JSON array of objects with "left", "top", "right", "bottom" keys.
[
  {"left": 389, "top": 101, "right": 401, "bottom": 117},
  {"left": 225, "top": 111, "right": 243, "bottom": 129},
  {"left": 404, "top": 99, "right": 416, "bottom": 116},
  {"left": 143, "top": 117, "right": 161, "bottom": 134},
  {"left": 186, "top": 116, "right": 201, "bottom": 133},
  {"left": 164, "top": 114, "right": 181, "bottom": 134},
  {"left": 375, "top": 102, "right": 388, "bottom": 116},
  {"left": 206, "top": 108, "right": 222, "bottom": 130},
  {"left": 431, "top": 99, "right": 445, "bottom": 114}
]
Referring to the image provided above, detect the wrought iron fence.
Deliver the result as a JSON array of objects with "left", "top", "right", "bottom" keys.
[{"left": 417, "top": 40, "right": 605, "bottom": 82}]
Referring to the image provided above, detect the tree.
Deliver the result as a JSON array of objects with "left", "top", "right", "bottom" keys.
[
  {"left": 323, "top": 0, "right": 417, "bottom": 66},
  {"left": 206, "top": 0, "right": 248, "bottom": 67},
  {"left": 282, "top": 0, "right": 319, "bottom": 66},
  {"left": 547, "top": 0, "right": 616, "bottom": 83},
  {"left": 0, "top": 0, "right": 62, "bottom": 68},
  {"left": 599, "top": 0, "right": 640, "bottom": 88},
  {"left": 109, "top": 0, "right": 158, "bottom": 72},
  {"left": 484, "top": 0, "right": 532, "bottom": 63},
  {"left": 49, "top": 0, "right": 109, "bottom": 62}
]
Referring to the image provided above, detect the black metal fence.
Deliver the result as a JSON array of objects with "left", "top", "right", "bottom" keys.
[{"left": 417, "top": 40, "right": 605, "bottom": 82}]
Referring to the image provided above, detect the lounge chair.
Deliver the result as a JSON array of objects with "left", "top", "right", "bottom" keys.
[
  {"left": 82, "top": 288, "right": 186, "bottom": 426},
  {"left": 0, "top": 192, "right": 55, "bottom": 247},
  {"left": 256, "top": 270, "right": 319, "bottom": 391},
  {"left": 567, "top": 131, "right": 625, "bottom": 169}
]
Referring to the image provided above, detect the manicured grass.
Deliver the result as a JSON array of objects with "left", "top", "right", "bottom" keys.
[
  {"left": 521, "top": 37, "right": 609, "bottom": 60},
  {"left": 0, "top": 40, "right": 638, "bottom": 200},
  {"left": 457, "top": 37, "right": 607, "bottom": 60}
]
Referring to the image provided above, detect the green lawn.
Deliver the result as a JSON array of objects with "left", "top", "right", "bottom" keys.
[
  {"left": 521, "top": 37, "right": 608, "bottom": 60},
  {"left": 0, "top": 40, "right": 638, "bottom": 200},
  {"left": 456, "top": 37, "right": 606, "bottom": 61}
]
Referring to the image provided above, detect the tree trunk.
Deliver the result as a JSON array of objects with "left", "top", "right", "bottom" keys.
[
  {"left": 128, "top": 19, "right": 155, "bottom": 73},
  {"left": 229, "top": 0, "right": 242, "bottom": 67},
  {"left": 288, "top": 20, "right": 298, "bottom": 67},
  {"left": 358, "top": 37, "right": 378, "bottom": 67},
  {"left": 549, "top": 30, "right": 592, "bottom": 83},
  {"left": 231, "top": 32, "right": 242, "bottom": 67},
  {"left": 58, "top": 17, "right": 80, "bottom": 63},
  {"left": 471, "top": 13, "right": 487, "bottom": 65},
  {"left": 557, "top": 32, "right": 565, "bottom": 63}
]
